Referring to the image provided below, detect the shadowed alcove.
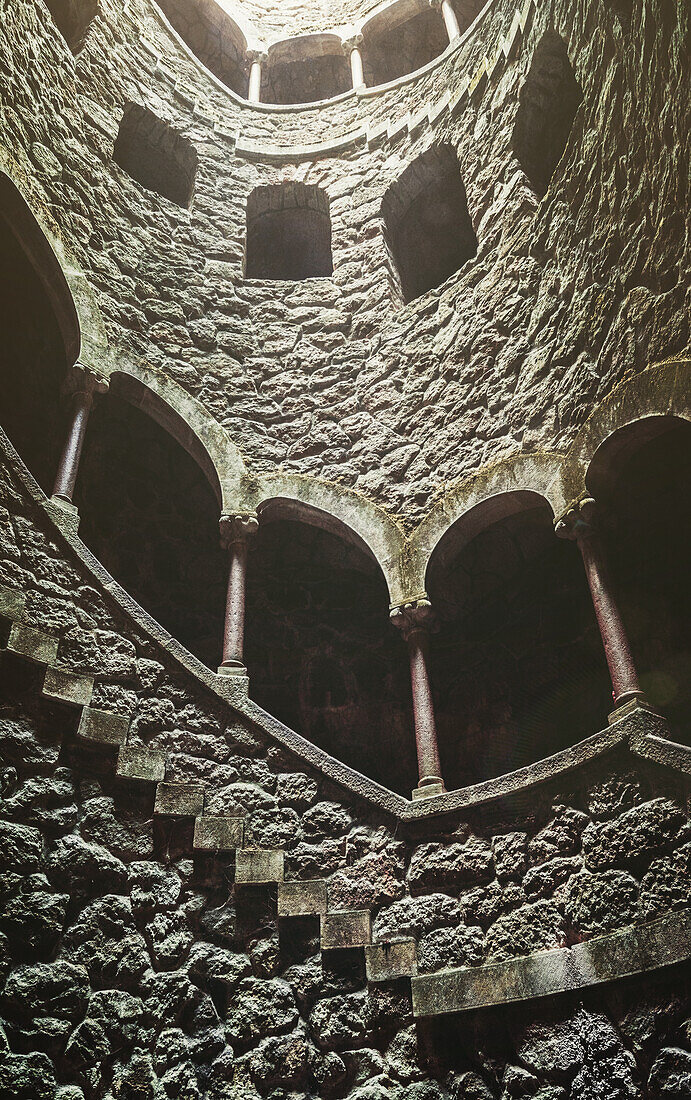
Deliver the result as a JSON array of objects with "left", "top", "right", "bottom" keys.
[
  {"left": 512, "top": 30, "right": 583, "bottom": 198},
  {"left": 588, "top": 417, "right": 691, "bottom": 743},
  {"left": 76, "top": 387, "right": 226, "bottom": 668},
  {"left": 114, "top": 104, "right": 198, "bottom": 209},
  {"left": 245, "top": 183, "right": 333, "bottom": 280},
  {"left": 382, "top": 145, "right": 477, "bottom": 303},
  {"left": 43, "top": 0, "right": 98, "bottom": 55},
  {"left": 427, "top": 493, "right": 612, "bottom": 789},
  {"left": 362, "top": 0, "right": 452, "bottom": 86},
  {"left": 261, "top": 36, "right": 351, "bottom": 104},
  {"left": 244, "top": 507, "right": 417, "bottom": 795},
  {"left": 154, "top": 0, "right": 248, "bottom": 97},
  {"left": 0, "top": 177, "right": 72, "bottom": 494}
]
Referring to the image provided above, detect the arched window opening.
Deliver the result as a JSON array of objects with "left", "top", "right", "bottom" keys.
[
  {"left": 0, "top": 181, "right": 73, "bottom": 493},
  {"left": 588, "top": 418, "right": 691, "bottom": 742},
  {"left": 76, "top": 391, "right": 226, "bottom": 669},
  {"left": 244, "top": 514, "right": 417, "bottom": 796},
  {"left": 153, "top": 0, "right": 247, "bottom": 97},
  {"left": 43, "top": 0, "right": 98, "bottom": 55},
  {"left": 113, "top": 104, "right": 198, "bottom": 209},
  {"left": 512, "top": 31, "right": 583, "bottom": 198},
  {"left": 382, "top": 145, "right": 477, "bottom": 303},
  {"left": 362, "top": 0, "right": 453, "bottom": 86},
  {"left": 262, "top": 36, "right": 351, "bottom": 104},
  {"left": 427, "top": 495, "right": 611, "bottom": 789},
  {"left": 245, "top": 184, "right": 333, "bottom": 281}
]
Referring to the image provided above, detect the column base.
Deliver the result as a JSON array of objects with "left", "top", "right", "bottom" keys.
[
  {"left": 412, "top": 781, "right": 445, "bottom": 801},
  {"left": 47, "top": 495, "right": 80, "bottom": 536},
  {"left": 608, "top": 694, "right": 652, "bottom": 725},
  {"left": 217, "top": 662, "right": 247, "bottom": 678}
]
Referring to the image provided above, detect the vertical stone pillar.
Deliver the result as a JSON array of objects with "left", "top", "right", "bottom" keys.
[
  {"left": 219, "top": 512, "right": 259, "bottom": 676},
  {"left": 247, "top": 51, "right": 266, "bottom": 103},
  {"left": 431, "top": 0, "right": 462, "bottom": 43},
  {"left": 52, "top": 372, "right": 101, "bottom": 507},
  {"left": 342, "top": 35, "right": 365, "bottom": 88},
  {"left": 391, "top": 599, "right": 444, "bottom": 798},
  {"left": 555, "top": 497, "right": 645, "bottom": 709}
]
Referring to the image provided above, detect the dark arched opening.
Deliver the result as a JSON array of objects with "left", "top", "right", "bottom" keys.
[
  {"left": 382, "top": 145, "right": 477, "bottom": 303},
  {"left": 114, "top": 104, "right": 198, "bottom": 209},
  {"left": 245, "top": 184, "right": 333, "bottom": 281},
  {"left": 512, "top": 30, "right": 583, "bottom": 198},
  {"left": 76, "top": 390, "right": 226, "bottom": 668},
  {"left": 43, "top": 0, "right": 98, "bottom": 55},
  {"left": 244, "top": 509, "right": 417, "bottom": 795},
  {"left": 587, "top": 417, "right": 691, "bottom": 742},
  {"left": 154, "top": 0, "right": 248, "bottom": 97},
  {"left": 427, "top": 494, "right": 612, "bottom": 788},
  {"left": 262, "top": 36, "right": 351, "bottom": 104},
  {"left": 0, "top": 178, "right": 75, "bottom": 493},
  {"left": 362, "top": 0, "right": 452, "bottom": 86}
]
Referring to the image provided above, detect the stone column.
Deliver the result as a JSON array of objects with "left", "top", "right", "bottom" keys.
[
  {"left": 391, "top": 599, "right": 444, "bottom": 798},
  {"left": 342, "top": 35, "right": 365, "bottom": 88},
  {"left": 555, "top": 497, "right": 645, "bottom": 708},
  {"left": 52, "top": 377, "right": 97, "bottom": 506},
  {"left": 431, "top": 0, "right": 462, "bottom": 43},
  {"left": 247, "top": 51, "right": 266, "bottom": 103},
  {"left": 219, "top": 512, "right": 259, "bottom": 676}
]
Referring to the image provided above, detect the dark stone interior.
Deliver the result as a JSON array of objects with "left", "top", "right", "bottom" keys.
[
  {"left": 363, "top": 6, "right": 449, "bottom": 87},
  {"left": 512, "top": 30, "right": 583, "bottom": 198},
  {"left": 383, "top": 145, "right": 477, "bottom": 303},
  {"left": 262, "top": 53, "right": 351, "bottom": 104},
  {"left": 599, "top": 419, "right": 691, "bottom": 743},
  {"left": 76, "top": 393, "right": 227, "bottom": 669},
  {"left": 0, "top": 209, "right": 66, "bottom": 495},
  {"left": 44, "top": 0, "right": 98, "bottom": 55},
  {"left": 427, "top": 499, "right": 613, "bottom": 788},
  {"left": 246, "top": 197, "right": 333, "bottom": 280},
  {"left": 113, "top": 104, "right": 198, "bottom": 209},
  {"left": 245, "top": 518, "right": 419, "bottom": 796},
  {"left": 154, "top": 0, "right": 248, "bottom": 97}
]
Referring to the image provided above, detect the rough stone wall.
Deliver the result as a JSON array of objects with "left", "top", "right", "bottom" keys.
[
  {"left": 1, "top": 448, "right": 691, "bottom": 1097},
  {"left": 1, "top": 0, "right": 687, "bottom": 528}
]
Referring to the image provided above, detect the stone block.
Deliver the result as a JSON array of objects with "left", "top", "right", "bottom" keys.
[
  {"left": 194, "top": 815, "right": 245, "bottom": 851},
  {"left": 235, "top": 848, "right": 284, "bottom": 884},
  {"left": 278, "top": 879, "right": 327, "bottom": 918},
  {"left": 117, "top": 744, "right": 166, "bottom": 783},
  {"left": 365, "top": 939, "right": 417, "bottom": 982},
  {"left": 154, "top": 781, "right": 205, "bottom": 817},
  {"left": 7, "top": 623, "right": 58, "bottom": 665},
  {"left": 0, "top": 585, "right": 25, "bottom": 621},
  {"left": 412, "top": 782, "right": 444, "bottom": 801},
  {"left": 43, "top": 667, "right": 94, "bottom": 707},
  {"left": 321, "top": 909, "right": 371, "bottom": 951},
  {"left": 77, "top": 706, "right": 129, "bottom": 746}
]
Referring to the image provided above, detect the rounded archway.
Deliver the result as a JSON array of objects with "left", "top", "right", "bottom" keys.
[
  {"left": 426, "top": 491, "right": 612, "bottom": 788},
  {"left": 244, "top": 502, "right": 417, "bottom": 796},
  {"left": 587, "top": 415, "right": 691, "bottom": 742}
]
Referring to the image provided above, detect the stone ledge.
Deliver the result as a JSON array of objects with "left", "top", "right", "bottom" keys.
[
  {"left": 43, "top": 667, "right": 94, "bottom": 707},
  {"left": 366, "top": 939, "right": 418, "bottom": 982},
  {"left": 193, "top": 815, "right": 245, "bottom": 851},
  {"left": 154, "top": 781, "right": 205, "bottom": 817},
  {"left": 235, "top": 848, "right": 284, "bottom": 884},
  {"left": 411, "top": 909, "right": 691, "bottom": 1017},
  {"left": 278, "top": 879, "right": 327, "bottom": 918},
  {"left": 117, "top": 744, "right": 166, "bottom": 783},
  {"left": 0, "top": 584, "right": 25, "bottom": 620},
  {"left": 321, "top": 909, "right": 371, "bottom": 950},
  {"left": 7, "top": 622, "right": 59, "bottom": 664},
  {"left": 77, "top": 706, "right": 130, "bottom": 746}
]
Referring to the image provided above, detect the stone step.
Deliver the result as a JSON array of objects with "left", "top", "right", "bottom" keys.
[
  {"left": 117, "top": 744, "right": 166, "bottom": 784},
  {"left": 77, "top": 706, "right": 129, "bottom": 746},
  {"left": 0, "top": 584, "right": 25, "bottom": 621},
  {"left": 7, "top": 622, "right": 58, "bottom": 665},
  {"left": 235, "top": 848, "right": 284, "bottom": 885},
  {"left": 277, "top": 879, "right": 327, "bottom": 918},
  {"left": 193, "top": 815, "right": 245, "bottom": 851},
  {"left": 365, "top": 939, "right": 418, "bottom": 982},
  {"left": 43, "top": 666, "right": 94, "bottom": 707},
  {"left": 321, "top": 909, "right": 371, "bottom": 951},
  {"left": 154, "top": 781, "right": 205, "bottom": 817}
]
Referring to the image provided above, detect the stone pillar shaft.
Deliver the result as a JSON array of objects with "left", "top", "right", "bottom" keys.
[
  {"left": 52, "top": 388, "right": 94, "bottom": 504},
  {"left": 349, "top": 43, "right": 365, "bottom": 87},
  {"left": 556, "top": 499, "right": 644, "bottom": 707},
  {"left": 219, "top": 514, "right": 259, "bottom": 673},
  {"left": 437, "top": 0, "right": 461, "bottom": 42},
  {"left": 248, "top": 56, "right": 263, "bottom": 103},
  {"left": 392, "top": 600, "right": 444, "bottom": 793}
]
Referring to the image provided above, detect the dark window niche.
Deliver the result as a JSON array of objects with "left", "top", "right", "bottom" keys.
[
  {"left": 382, "top": 145, "right": 477, "bottom": 303},
  {"left": 245, "top": 184, "right": 333, "bottom": 281},
  {"left": 113, "top": 104, "right": 198, "bottom": 209},
  {"left": 262, "top": 38, "right": 351, "bottom": 104},
  {"left": 44, "top": 0, "right": 98, "bottom": 55}
]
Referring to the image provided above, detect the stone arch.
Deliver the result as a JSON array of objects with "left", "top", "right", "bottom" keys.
[
  {"left": 381, "top": 144, "right": 477, "bottom": 303},
  {"left": 152, "top": 0, "right": 249, "bottom": 97},
  {"left": 262, "top": 34, "right": 351, "bottom": 104},
  {"left": 361, "top": 0, "right": 453, "bottom": 86},
  {"left": 43, "top": 0, "right": 98, "bottom": 55},
  {"left": 245, "top": 182, "right": 333, "bottom": 280},
  {"left": 512, "top": 29, "right": 583, "bottom": 198}
]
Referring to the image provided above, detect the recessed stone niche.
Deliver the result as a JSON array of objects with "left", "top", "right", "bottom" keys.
[
  {"left": 113, "top": 104, "right": 198, "bottom": 209},
  {"left": 245, "top": 183, "right": 333, "bottom": 280}
]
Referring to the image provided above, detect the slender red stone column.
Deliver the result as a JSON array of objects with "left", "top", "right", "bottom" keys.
[
  {"left": 52, "top": 386, "right": 95, "bottom": 505},
  {"left": 219, "top": 512, "right": 259, "bottom": 674},
  {"left": 555, "top": 497, "right": 645, "bottom": 708},
  {"left": 431, "top": 0, "right": 462, "bottom": 42},
  {"left": 343, "top": 35, "right": 365, "bottom": 88},
  {"left": 247, "top": 51, "right": 266, "bottom": 103},
  {"left": 391, "top": 600, "right": 444, "bottom": 796}
]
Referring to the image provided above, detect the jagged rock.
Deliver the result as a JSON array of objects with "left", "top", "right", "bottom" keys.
[
  {"left": 417, "top": 923, "right": 485, "bottom": 972},
  {"left": 186, "top": 993, "right": 227, "bottom": 1065},
  {"left": 310, "top": 1048, "right": 347, "bottom": 1095},
  {"left": 64, "top": 989, "right": 143, "bottom": 1068},
  {"left": 226, "top": 978, "right": 298, "bottom": 1045},
  {"left": 80, "top": 796, "right": 154, "bottom": 860},
  {"left": 186, "top": 942, "right": 251, "bottom": 990},
  {"left": 385, "top": 1025, "right": 428, "bottom": 1082},
  {"left": 446, "top": 1070, "right": 495, "bottom": 1099},
  {"left": 486, "top": 901, "right": 566, "bottom": 961},
  {"left": 63, "top": 895, "right": 149, "bottom": 987},
  {"left": 328, "top": 851, "right": 405, "bottom": 910},
  {"left": 1, "top": 769, "right": 78, "bottom": 832},
  {"left": 139, "top": 969, "right": 203, "bottom": 1027},
  {"left": 408, "top": 838, "right": 493, "bottom": 893},
  {"left": 128, "top": 861, "right": 181, "bottom": 912},
  {"left": 109, "top": 1047, "right": 156, "bottom": 1099},
  {"left": 245, "top": 805, "right": 302, "bottom": 849},
  {"left": 373, "top": 893, "right": 462, "bottom": 941},
  {"left": 286, "top": 837, "right": 347, "bottom": 878},
  {"left": 585, "top": 772, "right": 647, "bottom": 820},
  {"left": 45, "top": 835, "right": 128, "bottom": 894},
  {"left": 249, "top": 1030, "right": 310, "bottom": 1091},
  {"left": 249, "top": 934, "right": 281, "bottom": 979},
  {"left": 2, "top": 960, "right": 90, "bottom": 1050},
  {"left": 284, "top": 952, "right": 364, "bottom": 1012},
  {"left": 302, "top": 801, "right": 353, "bottom": 838},
  {"left": 341, "top": 1047, "right": 385, "bottom": 1086},
  {"left": 502, "top": 1064, "right": 540, "bottom": 1096},
  {"left": 0, "top": 819, "right": 41, "bottom": 873},
  {"left": 582, "top": 799, "right": 690, "bottom": 871},
  {"left": 309, "top": 991, "right": 369, "bottom": 1050},
  {"left": 528, "top": 807, "right": 589, "bottom": 863},
  {"left": 493, "top": 832, "right": 529, "bottom": 882},
  {"left": 647, "top": 1046, "right": 691, "bottom": 1097},
  {"left": 639, "top": 842, "right": 691, "bottom": 919},
  {"left": 523, "top": 856, "right": 582, "bottom": 899},
  {"left": 144, "top": 909, "right": 193, "bottom": 969},
  {"left": 0, "top": 716, "right": 61, "bottom": 770},
  {"left": 562, "top": 870, "right": 639, "bottom": 935},
  {"left": 459, "top": 881, "right": 526, "bottom": 930},
  {"left": 0, "top": 1050, "right": 57, "bottom": 1099},
  {"left": 0, "top": 873, "right": 68, "bottom": 954},
  {"left": 274, "top": 771, "right": 319, "bottom": 808}
]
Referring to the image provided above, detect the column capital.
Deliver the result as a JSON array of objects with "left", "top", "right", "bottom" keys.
[
  {"left": 554, "top": 497, "right": 599, "bottom": 542},
  {"left": 390, "top": 598, "right": 438, "bottom": 640},
  {"left": 246, "top": 49, "right": 268, "bottom": 66},
  {"left": 62, "top": 363, "right": 108, "bottom": 400},
  {"left": 219, "top": 512, "right": 259, "bottom": 548},
  {"left": 341, "top": 34, "right": 363, "bottom": 54}
]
